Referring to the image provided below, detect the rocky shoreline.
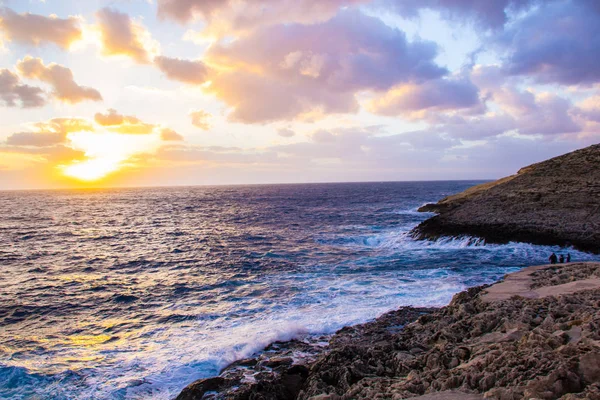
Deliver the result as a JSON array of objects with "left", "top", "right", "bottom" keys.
[
  {"left": 176, "top": 262, "right": 600, "bottom": 399},
  {"left": 412, "top": 144, "right": 600, "bottom": 253}
]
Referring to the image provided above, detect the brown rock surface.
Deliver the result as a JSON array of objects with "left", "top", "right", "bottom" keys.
[
  {"left": 413, "top": 144, "right": 600, "bottom": 253},
  {"left": 176, "top": 263, "right": 600, "bottom": 400}
]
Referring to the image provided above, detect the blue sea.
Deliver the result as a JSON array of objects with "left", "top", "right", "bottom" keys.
[{"left": 1, "top": 182, "right": 598, "bottom": 399}]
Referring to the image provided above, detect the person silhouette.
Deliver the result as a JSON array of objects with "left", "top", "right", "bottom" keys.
[
  {"left": 566, "top": 253, "right": 571, "bottom": 263},
  {"left": 559, "top": 254, "right": 565, "bottom": 263},
  {"left": 549, "top": 253, "right": 558, "bottom": 264}
]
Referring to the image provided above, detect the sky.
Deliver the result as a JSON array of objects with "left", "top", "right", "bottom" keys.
[{"left": 0, "top": 0, "right": 598, "bottom": 189}]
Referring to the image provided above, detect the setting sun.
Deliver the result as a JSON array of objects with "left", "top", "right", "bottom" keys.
[{"left": 60, "top": 131, "right": 160, "bottom": 182}]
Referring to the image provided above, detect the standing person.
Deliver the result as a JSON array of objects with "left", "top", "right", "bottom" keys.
[
  {"left": 566, "top": 253, "right": 571, "bottom": 263},
  {"left": 559, "top": 254, "right": 565, "bottom": 263},
  {"left": 549, "top": 253, "right": 558, "bottom": 264}
]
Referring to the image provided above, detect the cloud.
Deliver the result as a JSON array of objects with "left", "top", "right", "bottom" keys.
[
  {"left": 422, "top": 87, "right": 582, "bottom": 140},
  {"left": 0, "top": 144, "right": 86, "bottom": 164},
  {"left": 370, "top": 77, "right": 482, "bottom": 118},
  {"left": 16, "top": 57, "right": 102, "bottom": 104},
  {"left": 378, "top": 0, "right": 536, "bottom": 29},
  {"left": 154, "top": 56, "right": 209, "bottom": 84},
  {"left": 190, "top": 110, "right": 211, "bottom": 130},
  {"left": 94, "top": 108, "right": 160, "bottom": 134},
  {"left": 205, "top": 10, "right": 446, "bottom": 123},
  {"left": 160, "top": 128, "right": 184, "bottom": 141},
  {"left": 0, "top": 69, "right": 45, "bottom": 108},
  {"left": 0, "top": 7, "right": 82, "bottom": 49},
  {"left": 498, "top": 1, "right": 600, "bottom": 85},
  {"left": 109, "top": 119, "right": 155, "bottom": 135},
  {"left": 5, "top": 117, "right": 94, "bottom": 147},
  {"left": 312, "top": 130, "right": 337, "bottom": 143},
  {"left": 432, "top": 113, "right": 516, "bottom": 140},
  {"left": 94, "top": 108, "right": 125, "bottom": 126},
  {"left": 493, "top": 88, "right": 580, "bottom": 136},
  {"left": 157, "top": 0, "right": 369, "bottom": 34},
  {"left": 96, "top": 7, "right": 155, "bottom": 63},
  {"left": 575, "top": 95, "right": 600, "bottom": 123},
  {"left": 6, "top": 131, "right": 65, "bottom": 147},
  {"left": 277, "top": 128, "right": 295, "bottom": 138}
]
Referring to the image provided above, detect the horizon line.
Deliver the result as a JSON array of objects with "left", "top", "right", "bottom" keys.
[{"left": 0, "top": 178, "right": 495, "bottom": 193}]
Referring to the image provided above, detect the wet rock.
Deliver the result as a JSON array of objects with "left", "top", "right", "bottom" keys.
[{"left": 176, "top": 377, "right": 232, "bottom": 400}]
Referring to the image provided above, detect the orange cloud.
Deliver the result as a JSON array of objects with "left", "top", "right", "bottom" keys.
[
  {"left": 94, "top": 108, "right": 125, "bottom": 126},
  {"left": 1, "top": 144, "right": 86, "bottom": 163},
  {"left": 16, "top": 57, "right": 102, "bottom": 104},
  {"left": 0, "top": 7, "right": 82, "bottom": 49},
  {"left": 94, "top": 109, "right": 156, "bottom": 134},
  {"left": 0, "top": 68, "right": 45, "bottom": 108},
  {"left": 5, "top": 117, "right": 94, "bottom": 147},
  {"left": 160, "top": 128, "right": 184, "bottom": 141},
  {"left": 190, "top": 110, "right": 211, "bottom": 130},
  {"left": 96, "top": 8, "right": 155, "bottom": 64},
  {"left": 154, "top": 56, "right": 209, "bottom": 84}
]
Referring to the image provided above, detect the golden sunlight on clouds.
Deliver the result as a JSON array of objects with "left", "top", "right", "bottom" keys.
[{"left": 60, "top": 131, "right": 161, "bottom": 181}]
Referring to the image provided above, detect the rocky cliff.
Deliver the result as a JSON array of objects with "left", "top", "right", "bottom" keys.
[
  {"left": 413, "top": 144, "right": 600, "bottom": 253},
  {"left": 176, "top": 262, "right": 600, "bottom": 399}
]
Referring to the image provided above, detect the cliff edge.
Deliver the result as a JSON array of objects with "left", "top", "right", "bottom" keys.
[{"left": 413, "top": 144, "right": 600, "bottom": 253}]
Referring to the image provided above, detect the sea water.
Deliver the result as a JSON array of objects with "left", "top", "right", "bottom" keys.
[{"left": 1, "top": 182, "right": 598, "bottom": 399}]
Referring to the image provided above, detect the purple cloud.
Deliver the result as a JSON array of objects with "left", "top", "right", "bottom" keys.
[
  {"left": 498, "top": 1, "right": 600, "bottom": 85},
  {"left": 377, "top": 0, "right": 536, "bottom": 29},
  {"left": 370, "top": 77, "right": 482, "bottom": 117},
  {"left": 0, "top": 69, "right": 45, "bottom": 108},
  {"left": 206, "top": 10, "right": 447, "bottom": 123}
]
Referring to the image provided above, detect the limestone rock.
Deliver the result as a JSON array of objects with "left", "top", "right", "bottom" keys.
[{"left": 413, "top": 144, "right": 600, "bottom": 253}]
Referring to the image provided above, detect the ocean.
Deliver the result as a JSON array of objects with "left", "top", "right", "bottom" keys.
[{"left": 1, "top": 181, "right": 598, "bottom": 399}]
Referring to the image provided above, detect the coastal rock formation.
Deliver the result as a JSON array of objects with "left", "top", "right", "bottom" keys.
[
  {"left": 177, "top": 262, "right": 600, "bottom": 400},
  {"left": 413, "top": 144, "right": 600, "bottom": 253}
]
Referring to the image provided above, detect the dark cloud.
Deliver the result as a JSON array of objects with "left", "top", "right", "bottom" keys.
[
  {"left": 0, "top": 69, "right": 45, "bottom": 108},
  {"left": 0, "top": 7, "right": 82, "bottom": 48},
  {"left": 17, "top": 57, "right": 102, "bottom": 104}
]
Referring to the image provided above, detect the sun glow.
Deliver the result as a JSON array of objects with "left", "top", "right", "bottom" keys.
[{"left": 61, "top": 131, "right": 160, "bottom": 182}]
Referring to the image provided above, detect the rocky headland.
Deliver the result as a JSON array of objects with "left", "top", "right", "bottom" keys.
[
  {"left": 413, "top": 144, "right": 600, "bottom": 253},
  {"left": 176, "top": 262, "right": 600, "bottom": 399}
]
